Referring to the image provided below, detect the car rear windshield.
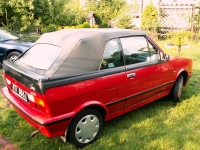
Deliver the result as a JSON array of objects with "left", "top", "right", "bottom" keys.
[{"left": 19, "top": 44, "right": 62, "bottom": 70}]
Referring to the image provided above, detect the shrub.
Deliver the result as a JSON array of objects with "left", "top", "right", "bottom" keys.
[
  {"left": 99, "top": 23, "right": 109, "bottom": 28},
  {"left": 91, "top": 25, "right": 99, "bottom": 28},
  {"left": 82, "top": 22, "right": 91, "bottom": 28},
  {"left": 64, "top": 26, "right": 70, "bottom": 29},
  {"left": 42, "top": 24, "right": 57, "bottom": 33},
  {"left": 57, "top": 26, "right": 62, "bottom": 30},
  {"left": 167, "top": 31, "right": 192, "bottom": 56},
  {"left": 183, "top": 31, "right": 194, "bottom": 40},
  {"left": 116, "top": 14, "right": 135, "bottom": 29}
]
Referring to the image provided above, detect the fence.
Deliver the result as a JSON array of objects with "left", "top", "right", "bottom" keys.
[
  {"left": 153, "top": 3, "right": 198, "bottom": 41},
  {"left": 159, "top": 3, "right": 195, "bottom": 33}
]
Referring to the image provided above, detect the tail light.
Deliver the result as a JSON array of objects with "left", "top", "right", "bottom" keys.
[
  {"left": 4, "top": 75, "right": 47, "bottom": 113},
  {"left": 28, "top": 94, "right": 45, "bottom": 107},
  {"left": 28, "top": 93, "right": 46, "bottom": 113}
]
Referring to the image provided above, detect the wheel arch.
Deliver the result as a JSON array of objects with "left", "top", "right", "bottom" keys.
[
  {"left": 176, "top": 69, "right": 188, "bottom": 86},
  {"left": 72, "top": 102, "right": 108, "bottom": 121},
  {"left": 4, "top": 49, "right": 22, "bottom": 60},
  {"left": 180, "top": 71, "right": 188, "bottom": 86}
]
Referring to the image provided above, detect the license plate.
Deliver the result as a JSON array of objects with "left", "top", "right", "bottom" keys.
[{"left": 12, "top": 84, "right": 28, "bottom": 102}]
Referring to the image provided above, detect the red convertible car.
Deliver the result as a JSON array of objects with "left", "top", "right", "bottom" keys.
[{"left": 2, "top": 29, "right": 192, "bottom": 147}]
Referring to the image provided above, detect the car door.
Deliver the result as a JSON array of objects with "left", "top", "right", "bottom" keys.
[
  {"left": 99, "top": 39, "right": 127, "bottom": 114},
  {"left": 120, "top": 36, "right": 171, "bottom": 108}
]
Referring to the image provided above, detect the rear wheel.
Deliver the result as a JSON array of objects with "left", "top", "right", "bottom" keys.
[
  {"left": 7, "top": 51, "right": 21, "bottom": 61},
  {"left": 170, "top": 75, "right": 184, "bottom": 102},
  {"left": 67, "top": 109, "right": 103, "bottom": 147}
]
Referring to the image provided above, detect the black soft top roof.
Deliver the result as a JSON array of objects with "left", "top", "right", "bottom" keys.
[{"left": 33, "top": 29, "right": 146, "bottom": 77}]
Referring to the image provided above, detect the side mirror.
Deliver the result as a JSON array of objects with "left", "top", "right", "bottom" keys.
[{"left": 160, "top": 52, "right": 169, "bottom": 61}]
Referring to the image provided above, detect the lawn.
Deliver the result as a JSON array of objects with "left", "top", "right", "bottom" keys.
[{"left": 0, "top": 40, "right": 200, "bottom": 150}]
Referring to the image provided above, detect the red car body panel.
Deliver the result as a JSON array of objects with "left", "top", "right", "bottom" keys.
[
  {"left": 44, "top": 72, "right": 126, "bottom": 117},
  {"left": 168, "top": 57, "right": 193, "bottom": 85},
  {"left": 125, "top": 62, "right": 171, "bottom": 107}
]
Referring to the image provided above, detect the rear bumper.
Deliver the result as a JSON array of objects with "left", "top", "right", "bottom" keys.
[{"left": 2, "top": 87, "right": 73, "bottom": 138}]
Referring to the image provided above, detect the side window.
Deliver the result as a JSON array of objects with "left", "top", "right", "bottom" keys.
[
  {"left": 120, "top": 36, "right": 158, "bottom": 65},
  {"left": 147, "top": 41, "right": 159, "bottom": 61},
  {"left": 100, "top": 39, "right": 124, "bottom": 70}
]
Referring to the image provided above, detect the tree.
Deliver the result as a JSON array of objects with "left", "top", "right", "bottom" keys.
[
  {"left": 32, "top": 0, "right": 85, "bottom": 32},
  {"left": 0, "top": 0, "right": 15, "bottom": 28},
  {"left": 0, "top": 0, "right": 34, "bottom": 32},
  {"left": 87, "top": 0, "right": 127, "bottom": 26},
  {"left": 63, "top": 0, "right": 85, "bottom": 26},
  {"left": 141, "top": 1, "right": 159, "bottom": 31},
  {"left": 130, "top": 0, "right": 139, "bottom": 10},
  {"left": 32, "top": 0, "right": 52, "bottom": 25},
  {"left": 116, "top": 14, "right": 135, "bottom": 29}
]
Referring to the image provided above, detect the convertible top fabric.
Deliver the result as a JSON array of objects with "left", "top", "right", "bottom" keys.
[{"left": 35, "top": 28, "right": 145, "bottom": 77}]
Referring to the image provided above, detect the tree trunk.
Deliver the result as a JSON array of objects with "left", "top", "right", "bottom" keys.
[{"left": 178, "top": 44, "right": 181, "bottom": 56}]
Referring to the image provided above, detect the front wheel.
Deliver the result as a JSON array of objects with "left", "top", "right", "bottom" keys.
[
  {"left": 67, "top": 109, "right": 103, "bottom": 147},
  {"left": 170, "top": 75, "right": 184, "bottom": 102}
]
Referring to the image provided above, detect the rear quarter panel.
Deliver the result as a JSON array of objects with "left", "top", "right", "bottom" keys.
[{"left": 44, "top": 72, "right": 127, "bottom": 118}]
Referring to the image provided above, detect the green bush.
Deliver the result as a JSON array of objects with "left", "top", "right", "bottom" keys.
[
  {"left": 63, "top": 22, "right": 91, "bottom": 29},
  {"left": 82, "top": 22, "right": 91, "bottom": 28},
  {"left": 57, "top": 26, "right": 62, "bottom": 30},
  {"left": 166, "top": 30, "right": 192, "bottom": 56},
  {"left": 91, "top": 25, "right": 99, "bottom": 28},
  {"left": 167, "top": 31, "right": 194, "bottom": 41},
  {"left": 42, "top": 24, "right": 58, "bottom": 33},
  {"left": 99, "top": 23, "right": 109, "bottom": 28},
  {"left": 183, "top": 31, "right": 194, "bottom": 40},
  {"left": 64, "top": 26, "right": 70, "bottom": 29}
]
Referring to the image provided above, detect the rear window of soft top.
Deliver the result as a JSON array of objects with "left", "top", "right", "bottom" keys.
[{"left": 19, "top": 44, "right": 62, "bottom": 70}]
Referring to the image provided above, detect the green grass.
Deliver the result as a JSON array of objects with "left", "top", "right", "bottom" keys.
[{"left": 1, "top": 40, "right": 200, "bottom": 150}]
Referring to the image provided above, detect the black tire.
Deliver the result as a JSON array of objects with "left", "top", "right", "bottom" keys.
[
  {"left": 67, "top": 109, "right": 103, "bottom": 147},
  {"left": 171, "top": 75, "right": 184, "bottom": 102},
  {"left": 7, "top": 51, "right": 21, "bottom": 61}
]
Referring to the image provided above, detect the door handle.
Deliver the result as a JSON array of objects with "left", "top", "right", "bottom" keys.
[{"left": 127, "top": 73, "right": 136, "bottom": 78}]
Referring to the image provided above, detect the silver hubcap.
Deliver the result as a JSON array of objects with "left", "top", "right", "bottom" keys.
[
  {"left": 75, "top": 115, "right": 100, "bottom": 143},
  {"left": 10, "top": 55, "right": 18, "bottom": 61}
]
